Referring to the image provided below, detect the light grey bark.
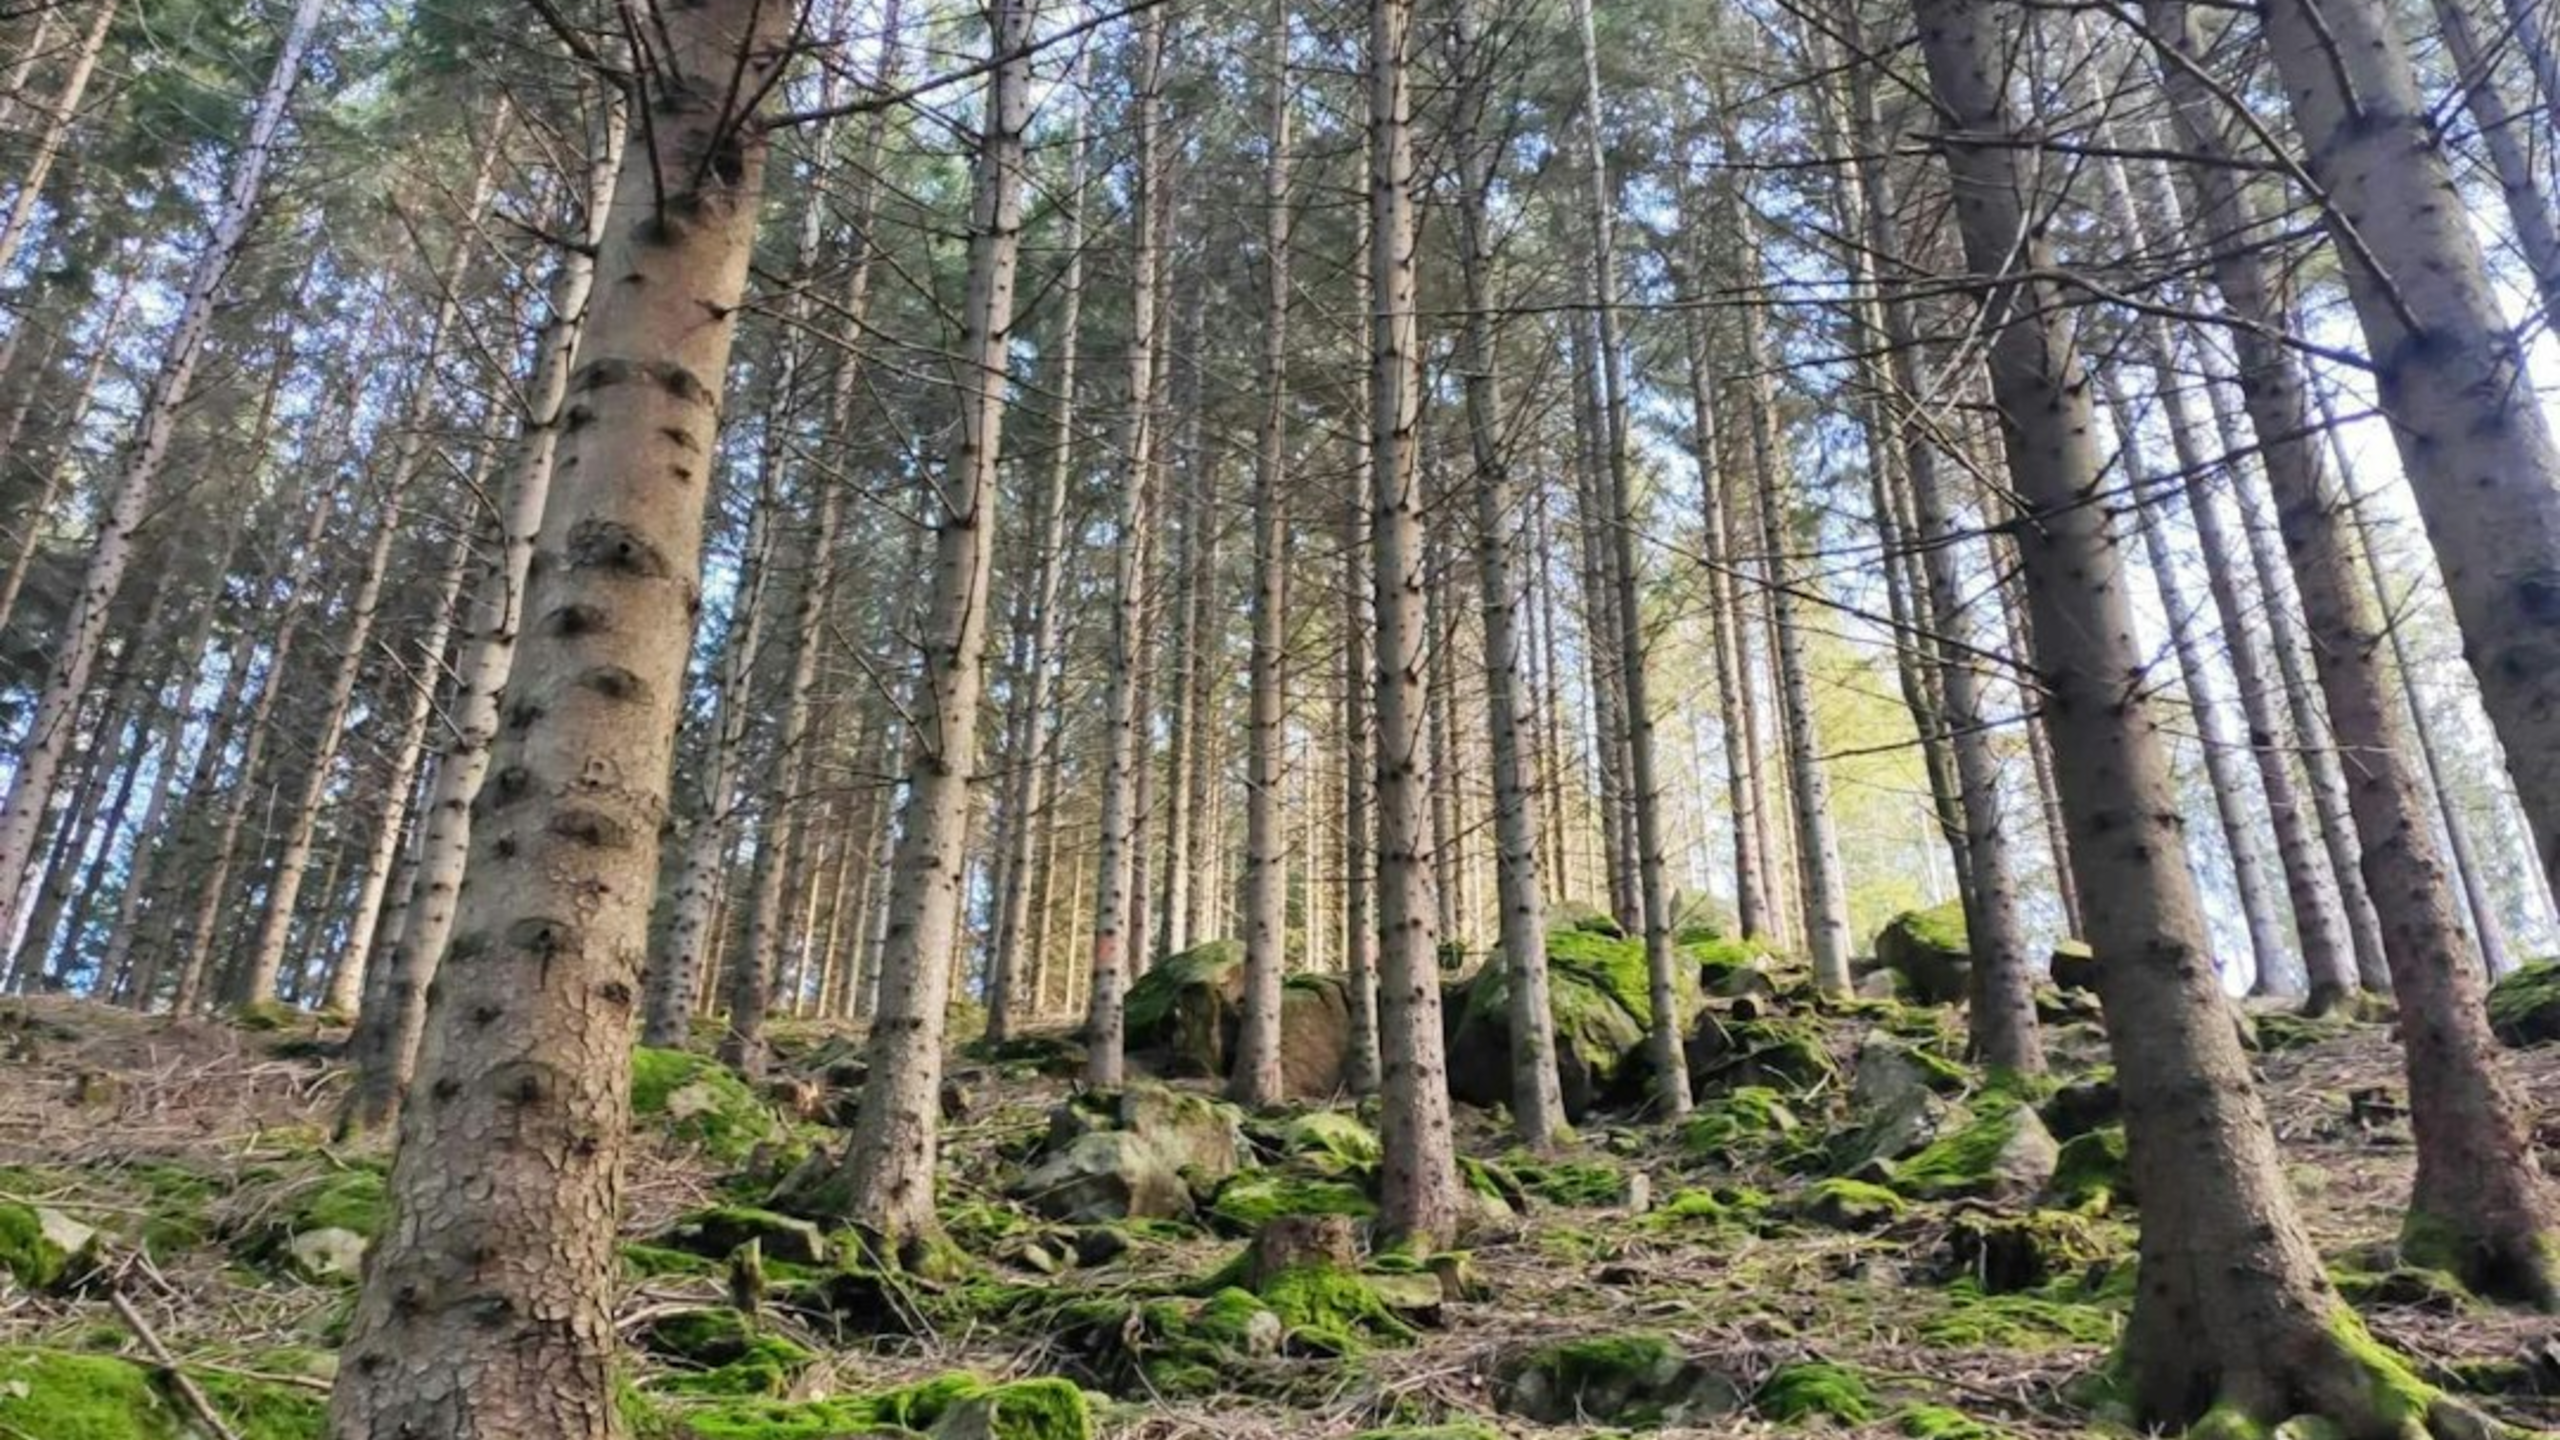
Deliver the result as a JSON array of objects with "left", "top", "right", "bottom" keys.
[
  {"left": 818, "top": 0, "right": 1032, "bottom": 1247},
  {"left": 327, "top": 1, "right": 786, "bottom": 1431},
  {"left": 1084, "top": 3, "right": 1166, "bottom": 1088},
  {"left": 1230, "top": 0, "right": 1293, "bottom": 1110},
  {"left": 1727, "top": 178, "right": 1851, "bottom": 994},
  {"left": 1452, "top": 0, "right": 1566, "bottom": 1145},
  {"left": 340, "top": 102, "right": 623, "bottom": 1134},
  {"left": 1371, "top": 0, "right": 1463, "bottom": 1246}
]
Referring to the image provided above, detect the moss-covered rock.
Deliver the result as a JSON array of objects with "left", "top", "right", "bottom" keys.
[
  {"left": 1550, "top": 899, "right": 1626, "bottom": 939},
  {"left": 2047, "top": 940, "right": 2096, "bottom": 996},
  {"left": 1680, "top": 1085, "right": 1801, "bottom": 1160},
  {"left": 631, "top": 1046, "right": 781, "bottom": 1163},
  {"left": 1506, "top": 1158, "right": 1629, "bottom": 1209},
  {"left": 1123, "top": 940, "right": 1246, "bottom": 1076},
  {"left": 1888, "top": 1093, "right": 2058, "bottom": 1202},
  {"left": 1758, "top": 1360, "right": 1877, "bottom": 1425},
  {"left": 661, "top": 1371, "right": 1093, "bottom": 1440},
  {"left": 1258, "top": 1263, "right": 1419, "bottom": 1354},
  {"left": 1266, "top": 1110, "right": 1380, "bottom": 1173},
  {"left": 1497, "top": 1332, "right": 1743, "bottom": 1427},
  {"left": 1688, "top": 1013, "right": 1837, "bottom": 1099},
  {"left": 1944, "top": 1208, "right": 2127, "bottom": 1294},
  {"left": 1796, "top": 1178, "right": 1908, "bottom": 1231},
  {"left": 1206, "top": 1172, "right": 1376, "bottom": 1232},
  {"left": 2048, "top": 1127, "right": 2130, "bottom": 1213},
  {"left": 1445, "top": 930, "right": 1700, "bottom": 1121},
  {"left": 1060, "top": 1288, "right": 1284, "bottom": 1397},
  {"left": 1641, "top": 1185, "right": 1772, "bottom": 1231},
  {"left": 0, "top": 1201, "right": 95, "bottom": 1290},
  {"left": 650, "top": 1205, "right": 830, "bottom": 1266},
  {"left": 637, "top": 1309, "right": 817, "bottom": 1397},
  {"left": 1876, "top": 902, "right": 1971, "bottom": 1005},
  {"left": 1350, "top": 1422, "right": 1509, "bottom": 1440},
  {"left": 2486, "top": 960, "right": 2560, "bottom": 1047},
  {"left": 1012, "top": 1083, "right": 1245, "bottom": 1223}
]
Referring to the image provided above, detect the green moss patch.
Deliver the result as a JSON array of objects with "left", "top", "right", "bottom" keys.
[
  {"left": 2048, "top": 1127, "right": 2129, "bottom": 1213},
  {"left": 0, "top": 1348, "right": 326, "bottom": 1440},
  {"left": 636, "top": 1309, "right": 817, "bottom": 1398},
  {"left": 0, "top": 1201, "right": 94, "bottom": 1290},
  {"left": 1796, "top": 1178, "right": 1907, "bottom": 1231},
  {"left": 1506, "top": 1158, "right": 1628, "bottom": 1209},
  {"left": 1206, "top": 1173, "right": 1376, "bottom": 1232},
  {"left": 1916, "top": 1280, "right": 2120, "bottom": 1349},
  {"left": 1681, "top": 1085, "right": 1801, "bottom": 1159},
  {"left": 1258, "top": 1263, "right": 1418, "bottom": 1354},
  {"left": 2486, "top": 960, "right": 2560, "bottom": 1047},
  {"left": 662, "top": 1372, "right": 1092, "bottom": 1440},
  {"left": 630, "top": 1047, "right": 781, "bottom": 1163},
  {"left": 1757, "top": 1360, "right": 1877, "bottom": 1425},
  {"left": 1897, "top": 1403, "right": 2010, "bottom": 1438}
]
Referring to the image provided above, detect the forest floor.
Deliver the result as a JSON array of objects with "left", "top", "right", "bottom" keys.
[{"left": 0, "top": 986, "right": 2554, "bottom": 1440}]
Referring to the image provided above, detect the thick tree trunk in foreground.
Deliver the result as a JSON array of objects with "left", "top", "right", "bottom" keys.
[
  {"left": 340, "top": 106, "right": 623, "bottom": 1135},
  {"left": 1912, "top": 1, "right": 2483, "bottom": 1429},
  {"left": 1369, "top": 0, "right": 1463, "bottom": 1247},
  {"left": 327, "top": 4, "right": 785, "bottom": 1434},
  {"left": 0, "top": 0, "right": 323, "bottom": 947}
]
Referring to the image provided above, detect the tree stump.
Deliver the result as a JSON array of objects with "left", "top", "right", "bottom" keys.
[{"left": 1244, "top": 1213, "right": 1357, "bottom": 1290}]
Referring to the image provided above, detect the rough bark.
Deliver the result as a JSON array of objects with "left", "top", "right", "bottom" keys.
[
  {"left": 2255, "top": 0, "right": 2560, "bottom": 906},
  {"left": 1369, "top": 0, "right": 1463, "bottom": 1247},
  {"left": 1914, "top": 1, "right": 2495, "bottom": 1427},
  {"left": 326, "top": 4, "right": 785, "bottom": 1433},
  {"left": 814, "top": 0, "right": 1030, "bottom": 1249},
  {"left": 1084, "top": 3, "right": 1165, "bottom": 1088},
  {"left": 1230, "top": 0, "right": 1293, "bottom": 1111},
  {"left": 340, "top": 104, "right": 624, "bottom": 1135},
  {"left": 2142, "top": 0, "right": 2560, "bottom": 1303}
]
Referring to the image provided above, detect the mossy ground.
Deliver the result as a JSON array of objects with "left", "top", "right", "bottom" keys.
[{"left": 0, "top": 996, "right": 2549, "bottom": 1439}]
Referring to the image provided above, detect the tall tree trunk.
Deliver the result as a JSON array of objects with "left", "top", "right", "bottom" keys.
[
  {"left": 2109, "top": 377, "right": 2299, "bottom": 993},
  {"left": 811, "top": 0, "right": 1031, "bottom": 1250},
  {"left": 1448, "top": 0, "right": 1566, "bottom": 1145},
  {"left": 2142, "top": 0, "right": 2560, "bottom": 1304},
  {"left": 2433, "top": 0, "right": 2560, "bottom": 323},
  {"left": 1230, "top": 0, "right": 1293, "bottom": 1110},
  {"left": 1729, "top": 181, "right": 1852, "bottom": 994},
  {"left": 0, "top": 269, "right": 134, "bottom": 640},
  {"left": 167, "top": 468, "right": 341, "bottom": 1013},
  {"left": 0, "top": 0, "right": 323, "bottom": 942},
  {"left": 1912, "top": 2, "right": 2493, "bottom": 1427},
  {"left": 986, "top": 67, "right": 1085, "bottom": 1043},
  {"left": 1369, "top": 0, "right": 1463, "bottom": 1244},
  {"left": 340, "top": 102, "right": 624, "bottom": 1135},
  {"left": 2319, "top": 389, "right": 2515, "bottom": 974},
  {"left": 1084, "top": 2, "right": 1166, "bottom": 1087},
  {"left": 327, "top": 4, "right": 785, "bottom": 1432},
  {"left": 1831, "top": 36, "right": 2040, "bottom": 1071},
  {"left": 2256, "top": 0, "right": 2560, "bottom": 905}
]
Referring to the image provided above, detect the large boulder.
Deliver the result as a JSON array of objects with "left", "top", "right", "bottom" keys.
[
  {"left": 2048, "top": 939, "right": 2098, "bottom": 995},
  {"left": 1875, "top": 901, "right": 1971, "bottom": 1005},
  {"left": 1124, "top": 941, "right": 1248, "bottom": 1076},
  {"left": 1123, "top": 943, "right": 1355, "bottom": 1098},
  {"left": 1276, "top": 975, "right": 1354, "bottom": 1098},
  {"left": 1011, "top": 1083, "right": 1246, "bottom": 1222},
  {"left": 1444, "top": 929, "right": 1698, "bottom": 1120},
  {"left": 1832, "top": 1033, "right": 1962, "bottom": 1174},
  {"left": 2487, "top": 960, "right": 2560, "bottom": 1048}
]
